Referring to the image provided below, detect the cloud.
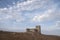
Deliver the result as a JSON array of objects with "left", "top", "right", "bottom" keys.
[
  {"left": 32, "top": 8, "right": 60, "bottom": 22},
  {"left": 15, "top": 0, "right": 50, "bottom": 11},
  {"left": 0, "top": 7, "right": 25, "bottom": 22},
  {"left": 0, "top": 0, "right": 45, "bottom": 22},
  {"left": 0, "top": 0, "right": 60, "bottom": 35},
  {"left": 0, "top": 0, "right": 50, "bottom": 23},
  {"left": 42, "top": 21, "right": 60, "bottom": 35},
  {"left": 56, "top": 21, "right": 60, "bottom": 27}
]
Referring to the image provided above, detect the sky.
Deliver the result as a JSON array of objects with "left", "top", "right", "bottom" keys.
[{"left": 0, "top": 0, "right": 60, "bottom": 36}]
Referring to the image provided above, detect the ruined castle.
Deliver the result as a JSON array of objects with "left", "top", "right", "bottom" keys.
[{"left": 26, "top": 25, "right": 41, "bottom": 34}]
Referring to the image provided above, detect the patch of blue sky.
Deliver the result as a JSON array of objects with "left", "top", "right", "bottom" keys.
[{"left": 0, "top": 0, "right": 27, "bottom": 8}]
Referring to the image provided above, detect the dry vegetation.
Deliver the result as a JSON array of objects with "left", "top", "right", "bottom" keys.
[{"left": 0, "top": 31, "right": 60, "bottom": 40}]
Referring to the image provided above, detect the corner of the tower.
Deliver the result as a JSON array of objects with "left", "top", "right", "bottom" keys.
[{"left": 36, "top": 25, "right": 41, "bottom": 34}]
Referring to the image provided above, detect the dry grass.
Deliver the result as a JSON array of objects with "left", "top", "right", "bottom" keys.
[{"left": 0, "top": 31, "right": 60, "bottom": 40}]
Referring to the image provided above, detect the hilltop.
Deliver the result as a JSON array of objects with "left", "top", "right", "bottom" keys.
[{"left": 0, "top": 31, "right": 60, "bottom": 40}]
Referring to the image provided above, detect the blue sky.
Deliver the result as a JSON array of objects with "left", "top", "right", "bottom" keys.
[{"left": 0, "top": 0, "right": 60, "bottom": 36}]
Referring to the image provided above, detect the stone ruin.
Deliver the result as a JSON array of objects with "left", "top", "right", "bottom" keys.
[{"left": 26, "top": 25, "right": 41, "bottom": 34}]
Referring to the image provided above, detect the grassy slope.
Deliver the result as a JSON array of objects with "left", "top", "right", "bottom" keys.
[{"left": 0, "top": 31, "right": 60, "bottom": 40}]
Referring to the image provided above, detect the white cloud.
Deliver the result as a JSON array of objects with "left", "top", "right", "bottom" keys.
[
  {"left": 0, "top": 0, "right": 49, "bottom": 22},
  {"left": 42, "top": 21, "right": 60, "bottom": 32},
  {"left": 56, "top": 21, "right": 60, "bottom": 27},
  {"left": 0, "top": 0, "right": 60, "bottom": 34},
  {"left": 32, "top": 14, "right": 49, "bottom": 22},
  {"left": 42, "top": 21, "right": 60, "bottom": 35},
  {"left": 0, "top": 7, "right": 24, "bottom": 22},
  {"left": 32, "top": 8, "right": 60, "bottom": 22},
  {"left": 32, "top": 9, "right": 53, "bottom": 22},
  {"left": 15, "top": 0, "right": 49, "bottom": 11},
  {"left": 0, "top": 0, "right": 59, "bottom": 23}
]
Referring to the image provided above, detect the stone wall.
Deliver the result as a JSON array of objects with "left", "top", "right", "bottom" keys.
[{"left": 26, "top": 25, "right": 41, "bottom": 34}]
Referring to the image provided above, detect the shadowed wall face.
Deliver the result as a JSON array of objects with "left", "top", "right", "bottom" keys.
[
  {"left": 27, "top": 29, "right": 38, "bottom": 32},
  {"left": 36, "top": 25, "right": 41, "bottom": 33}
]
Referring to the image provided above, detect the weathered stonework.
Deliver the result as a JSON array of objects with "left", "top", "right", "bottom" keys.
[{"left": 26, "top": 25, "right": 41, "bottom": 34}]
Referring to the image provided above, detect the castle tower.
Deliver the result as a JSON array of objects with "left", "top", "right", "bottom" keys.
[{"left": 36, "top": 25, "right": 41, "bottom": 34}]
